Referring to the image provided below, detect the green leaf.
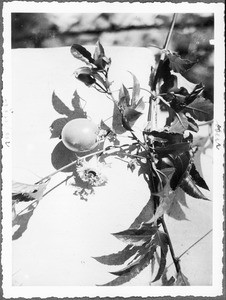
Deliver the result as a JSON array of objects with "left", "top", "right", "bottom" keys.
[
  {"left": 52, "top": 92, "right": 72, "bottom": 116},
  {"left": 183, "top": 96, "right": 213, "bottom": 121},
  {"left": 123, "top": 107, "right": 142, "bottom": 123},
  {"left": 50, "top": 117, "right": 68, "bottom": 138},
  {"left": 167, "top": 52, "right": 195, "bottom": 73},
  {"left": 93, "top": 40, "right": 105, "bottom": 61},
  {"left": 180, "top": 174, "right": 209, "bottom": 200},
  {"left": 186, "top": 115, "right": 199, "bottom": 132},
  {"left": 71, "top": 44, "right": 94, "bottom": 65},
  {"left": 71, "top": 90, "right": 87, "bottom": 118},
  {"left": 155, "top": 142, "right": 190, "bottom": 156},
  {"left": 93, "top": 245, "right": 139, "bottom": 266},
  {"left": 175, "top": 271, "right": 190, "bottom": 286}
]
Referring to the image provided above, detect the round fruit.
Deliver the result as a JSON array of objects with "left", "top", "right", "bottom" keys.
[{"left": 62, "top": 118, "right": 99, "bottom": 152}]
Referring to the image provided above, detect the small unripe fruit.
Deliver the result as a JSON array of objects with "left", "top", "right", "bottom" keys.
[{"left": 62, "top": 118, "right": 99, "bottom": 152}]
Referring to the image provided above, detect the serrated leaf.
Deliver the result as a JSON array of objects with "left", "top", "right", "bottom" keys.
[
  {"left": 190, "top": 164, "right": 209, "bottom": 190},
  {"left": 93, "top": 245, "right": 139, "bottom": 266},
  {"left": 183, "top": 96, "right": 213, "bottom": 121},
  {"left": 99, "top": 248, "right": 155, "bottom": 286},
  {"left": 12, "top": 180, "right": 49, "bottom": 203},
  {"left": 175, "top": 271, "right": 190, "bottom": 286},
  {"left": 167, "top": 52, "right": 195, "bottom": 73},
  {"left": 169, "top": 151, "right": 191, "bottom": 190},
  {"left": 52, "top": 92, "right": 72, "bottom": 116},
  {"left": 112, "top": 226, "right": 158, "bottom": 246},
  {"left": 180, "top": 174, "right": 209, "bottom": 200},
  {"left": 50, "top": 117, "right": 68, "bottom": 138},
  {"left": 71, "top": 44, "right": 94, "bottom": 64}
]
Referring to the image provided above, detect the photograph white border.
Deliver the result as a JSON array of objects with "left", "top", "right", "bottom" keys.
[{"left": 2, "top": 1, "right": 225, "bottom": 298}]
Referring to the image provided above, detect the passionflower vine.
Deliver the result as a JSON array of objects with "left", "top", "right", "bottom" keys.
[{"left": 77, "top": 155, "right": 108, "bottom": 186}]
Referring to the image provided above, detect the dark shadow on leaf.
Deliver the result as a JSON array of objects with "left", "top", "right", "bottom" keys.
[
  {"left": 12, "top": 201, "right": 38, "bottom": 240},
  {"left": 51, "top": 141, "right": 77, "bottom": 173}
]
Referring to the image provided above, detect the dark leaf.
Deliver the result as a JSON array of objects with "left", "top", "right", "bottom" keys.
[
  {"left": 162, "top": 272, "right": 175, "bottom": 286},
  {"left": 51, "top": 141, "right": 77, "bottom": 173},
  {"left": 168, "top": 113, "right": 189, "bottom": 134},
  {"left": 167, "top": 52, "right": 195, "bottom": 73},
  {"left": 155, "top": 142, "right": 190, "bottom": 156},
  {"left": 185, "top": 83, "right": 204, "bottom": 105},
  {"left": 190, "top": 164, "right": 209, "bottom": 190},
  {"left": 170, "top": 94, "right": 187, "bottom": 112},
  {"left": 154, "top": 230, "right": 169, "bottom": 254},
  {"left": 112, "top": 225, "right": 158, "bottom": 246},
  {"left": 169, "top": 151, "right": 191, "bottom": 190},
  {"left": 93, "top": 41, "right": 105, "bottom": 61},
  {"left": 99, "top": 248, "right": 155, "bottom": 286},
  {"left": 52, "top": 92, "right": 72, "bottom": 116},
  {"left": 71, "top": 44, "right": 94, "bottom": 64},
  {"left": 112, "top": 104, "right": 127, "bottom": 134},
  {"left": 152, "top": 59, "right": 176, "bottom": 92},
  {"left": 186, "top": 115, "right": 199, "bottom": 132},
  {"left": 123, "top": 107, "right": 142, "bottom": 123},
  {"left": 75, "top": 67, "right": 96, "bottom": 86},
  {"left": 50, "top": 117, "right": 68, "bottom": 138},
  {"left": 152, "top": 248, "right": 167, "bottom": 282},
  {"left": 118, "top": 84, "right": 130, "bottom": 108},
  {"left": 180, "top": 174, "right": 209, "bottom": 200},
  {"left": 175, "top": 271, "right": 190, "bottom": 286},
  {"left": 147, "top": 130, "right": 183, "bottom": 144},
  {"left": 149, "top": 66, "right": 155, "bottom": 90},
  {"left": 183, "top": 96, "right": 213, "bottom": 121},
  {"left": 12, "top": 180, "right": 49, "bottom": 203},
  {"left": 93, "top": 245, "right": 139, "bottom": 266}
]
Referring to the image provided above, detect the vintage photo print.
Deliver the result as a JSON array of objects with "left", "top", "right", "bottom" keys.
[{"left": 1, "top": 1, "right": 225, "bottom": 298}]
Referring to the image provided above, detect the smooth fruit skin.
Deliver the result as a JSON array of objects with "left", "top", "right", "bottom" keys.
[{"left": 62, "top": 118, "right": 99, "bottom": 152}]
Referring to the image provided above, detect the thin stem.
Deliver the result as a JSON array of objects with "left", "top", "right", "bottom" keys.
[
  {"left": 166, "top": 229, "right": 212, "bottom": 270},
  {"left": 161, "top": 216, "right": 181, "bottom": 273},
  {"left": 163, "top": 14, "right": 177, "bottom": 50},
  {"left": 16, "top": 175, "right": 74, "bottom": 216},
  {"left": 36, "top": 149, "right": 105, "bottom": 184}
]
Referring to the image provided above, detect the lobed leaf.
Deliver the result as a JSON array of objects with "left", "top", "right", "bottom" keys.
[{"left": 167, "top": 52, "right": 195, "bottom": 73}]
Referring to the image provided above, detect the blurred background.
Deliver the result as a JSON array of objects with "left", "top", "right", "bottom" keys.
[{"left": 11, "top": 13, "right": 214, "bottom": 100}]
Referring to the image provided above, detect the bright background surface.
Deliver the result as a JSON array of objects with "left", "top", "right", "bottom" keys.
[{"left": 12, "top": 46, "right": 212, "bottom": 286}]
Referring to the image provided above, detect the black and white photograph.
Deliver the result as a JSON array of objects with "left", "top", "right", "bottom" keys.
[{"left": 1, "top": 1, "right": 225, "bottom": 298}]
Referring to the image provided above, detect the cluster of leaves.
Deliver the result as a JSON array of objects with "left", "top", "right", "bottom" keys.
[{"left": 68, "top": 41, "right": 213, "bottom": 285}]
